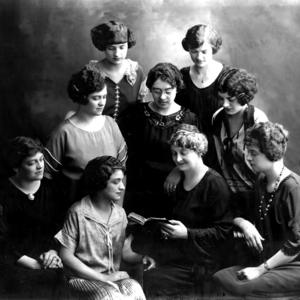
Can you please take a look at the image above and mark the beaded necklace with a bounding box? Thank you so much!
[258,165,285,221]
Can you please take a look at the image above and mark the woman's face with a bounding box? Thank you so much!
[219,92,246,115]
[171,145,200,171]
[246,144,272,173]
[15,152,44,181]
[151,78,177,111]
[189,41,213,68]
[83,87,107,116]
[99,169,125,203]
[104,43,128,65]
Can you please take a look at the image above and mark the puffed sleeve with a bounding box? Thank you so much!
[281,186,300,256]
[55,208,79,253]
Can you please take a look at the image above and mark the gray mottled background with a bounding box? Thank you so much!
[1,0,300,172]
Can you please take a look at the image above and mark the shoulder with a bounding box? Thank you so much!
[180,67,190,77]
[282,173,300,191]
[205,169,230,191]
[253,107,268,123]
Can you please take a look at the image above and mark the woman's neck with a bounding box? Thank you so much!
[263,160,290,192]
[71,110,104,131]
[101,58,127,72]
[10,176,41,194]
[183,160,208,191]
[149,101,181,116]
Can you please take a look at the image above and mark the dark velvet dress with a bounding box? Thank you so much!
[121,102,198,217]
[0,178,64,298]
[213,173,300,297]
[135,169,233,296]
[175,66,230,170]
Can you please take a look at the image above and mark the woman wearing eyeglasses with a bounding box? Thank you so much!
[120,62,198,217]
[212,68,268,242]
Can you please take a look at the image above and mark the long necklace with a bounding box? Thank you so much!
[258,166,285,221]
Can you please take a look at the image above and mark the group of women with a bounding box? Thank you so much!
[0,19,300,300]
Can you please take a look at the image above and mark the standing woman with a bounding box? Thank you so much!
[134,124,232,296]
[89,20,147,127]
[0,137,63,299]
[56,156,153,300]
[121,62,198,217]
[213,68,268,220]
[176,24,228,168]
[45,65,127,206]
[214,122,300,297]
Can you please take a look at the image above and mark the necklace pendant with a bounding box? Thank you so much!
[28,193,35,200]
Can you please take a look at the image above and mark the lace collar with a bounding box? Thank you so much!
[87,59,138,86]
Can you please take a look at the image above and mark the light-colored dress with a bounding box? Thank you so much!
[55,196,145,300]
[44,116,127,204]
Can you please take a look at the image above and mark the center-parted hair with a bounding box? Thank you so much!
[182,24,222,54]
[245,122,289,161]
[82,156,125,197]
[218,67,258,105]
[4,136,44,176]
[146,62,185,90]
[67,64,106,105]
[169,124,208,155]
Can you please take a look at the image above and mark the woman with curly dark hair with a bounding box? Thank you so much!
[45,65,127,206]
[212,67,268,221]
[88,20,147,128]
[56,156,154,300]
[120,62,198,217]
[213,122,300,297]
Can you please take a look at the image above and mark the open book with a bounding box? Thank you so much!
[128,212,170,226]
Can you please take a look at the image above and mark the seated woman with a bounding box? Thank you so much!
[45,65,127,206]
[213,122,300,297]
[55,156,154,300]
[132,124,232,296]
[120,62,198,217]
[213,68,268,223]
[0,137,63,298]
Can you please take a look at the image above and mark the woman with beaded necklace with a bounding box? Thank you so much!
[213,122,300,297]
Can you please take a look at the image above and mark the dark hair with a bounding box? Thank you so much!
[91,20,136,51]
[67,64,106,105]
[82,156,125,197]
[169,124,208,155]
[218,68,258,105]
[146,62,185,90]
[182,24,222,54]
[5,136,44,175]
[245,122,288,161]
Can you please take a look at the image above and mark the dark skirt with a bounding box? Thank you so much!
[213,262,300,297]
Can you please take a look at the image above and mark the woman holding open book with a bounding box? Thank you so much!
[133,124,232,296]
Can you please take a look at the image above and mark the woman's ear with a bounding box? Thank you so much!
[12,167,19,176]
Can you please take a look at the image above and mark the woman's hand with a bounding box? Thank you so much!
[142,255,156,271]
[234,218,264,252]
[161,220,188,239]
[39,249,63,269]
[107,271,129,282]
[164,167,181,194]
[237,265,265,281]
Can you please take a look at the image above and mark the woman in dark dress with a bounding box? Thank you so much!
[0,137,64,299]
[121,63,198,217]
[175,24,230,169]
[133,124,232,296]
[213,122,300,297]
